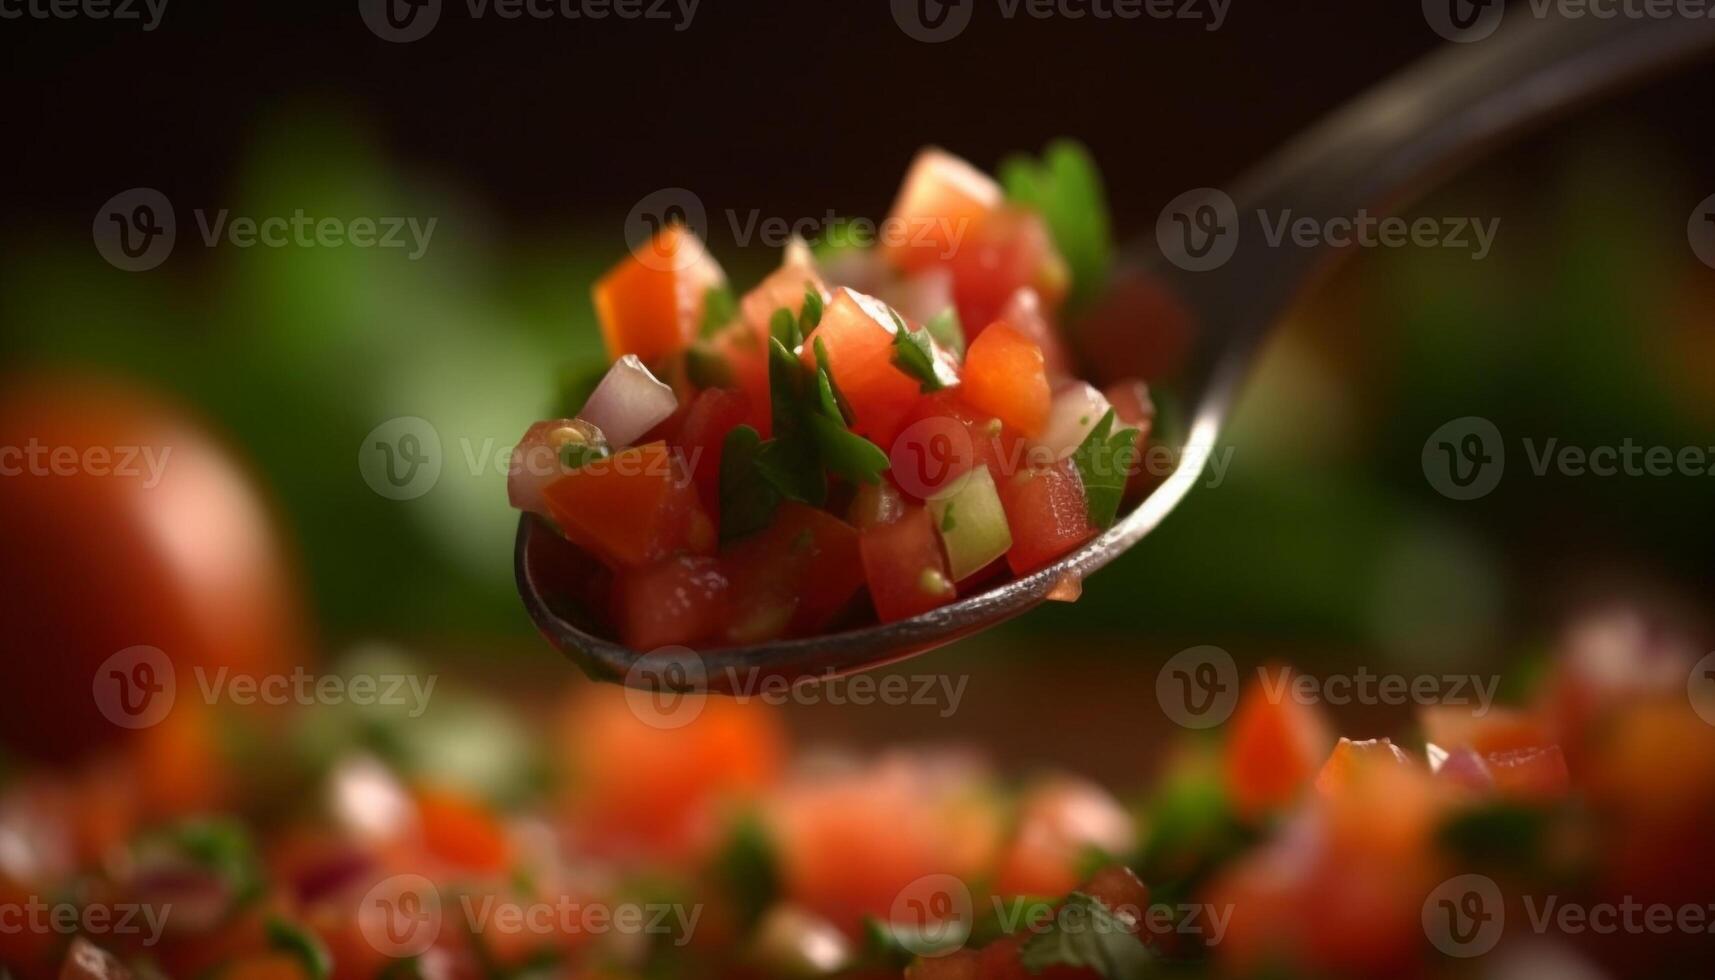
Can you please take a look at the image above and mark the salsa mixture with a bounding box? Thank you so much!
[508,145,1157,649]
[1,608,1710,979]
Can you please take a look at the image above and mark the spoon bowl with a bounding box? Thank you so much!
[519,11,1715,689]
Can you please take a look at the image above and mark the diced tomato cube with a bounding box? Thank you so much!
[848,478,906,529]
[1079,865,1152,930]
[1485,745,1570,800]
[960,320,1051,438]
[413,784,512,873]
[741,260,829,345]
[993,779,1136,900]
[946,207,1068,334]
[592,223,725,362]
[542,442,712,569]
[612,555,729,650]
[723,504,864,642]
[994,458,1092,575]
[883,148,1003,276]
[800,288,924,446]
[711,327,773,437]
[1420,705,1554,758]
[1314,738,1415,797]
[998,287,1071,379]
[860,505,955,623]
[672,388,751,519]
[892,391,1025,500]
[1224,670,1332,820]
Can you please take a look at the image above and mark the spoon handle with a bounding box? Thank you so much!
[1136,12,1715,424]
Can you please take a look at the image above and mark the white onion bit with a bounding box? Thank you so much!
[1033,382,1113,461]
[577,355,678,448]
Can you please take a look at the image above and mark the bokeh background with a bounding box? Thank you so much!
[3,0,1714,804]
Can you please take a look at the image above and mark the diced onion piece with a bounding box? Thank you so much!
[879,268,955,328]
[927,464,1012,581]
[750,906,854,976]
[577,355,678,447]
[1032,382,1113,462]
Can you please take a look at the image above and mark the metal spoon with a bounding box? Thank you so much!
[519,10,1715,690]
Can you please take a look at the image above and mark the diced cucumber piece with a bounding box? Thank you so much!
[927,465,1012,581]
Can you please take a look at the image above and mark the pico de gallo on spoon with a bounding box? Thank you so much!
[508,144,1158,650]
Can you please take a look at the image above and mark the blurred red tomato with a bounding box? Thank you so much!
[0,373,306,764]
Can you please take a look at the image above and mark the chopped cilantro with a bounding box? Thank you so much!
[999,139,1114,313]
[1017,892,1152,979]
[925,307,966,360]
[889,311,957,392]
[800,288,824,332]
[1070,409,1139,530]
[267,918,332,980]
[699,284,739,338]
[940,501,957,532]
[716,813,779,931]
[769,307,802,350]
[813,217,876,261]
[718,426,781,544]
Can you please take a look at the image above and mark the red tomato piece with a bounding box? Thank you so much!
[414,785,512,873]
[960,320,1051,438]
[672,388,751,518]
[592,223,725,362]
[1314,737,1415,796]
[946,207,1069,334]
[1223,669,1332,820]
[883,148,1003,276]
[740,260,829,345]
[994,458,1093,575]
[993,779,1136,900]
[711,327,773,437]
[860,505,955,623]
[723,504,864,642]
[542,442,713,569]
[998,287,1071,379]
[892,391,1025,500]
[1485,745,1570,800]
[800,288,925,446]
[612,555,729,650]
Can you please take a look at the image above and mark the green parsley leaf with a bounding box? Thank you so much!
[756,338,827,505]
[1070,409,1139,530]
[1017,892,1153,980]
[769,307,801,351]
[999,139,1114,313]
[813,217,876,261]
[718,426,781,544]
[716,812,780,931]
[699,284,739,338]
[800,288,824,332]
[808,339,889,486]
[940,501,957,532]
[889,311,957,393]
[267,918,332,980]
[925,307,966,360]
